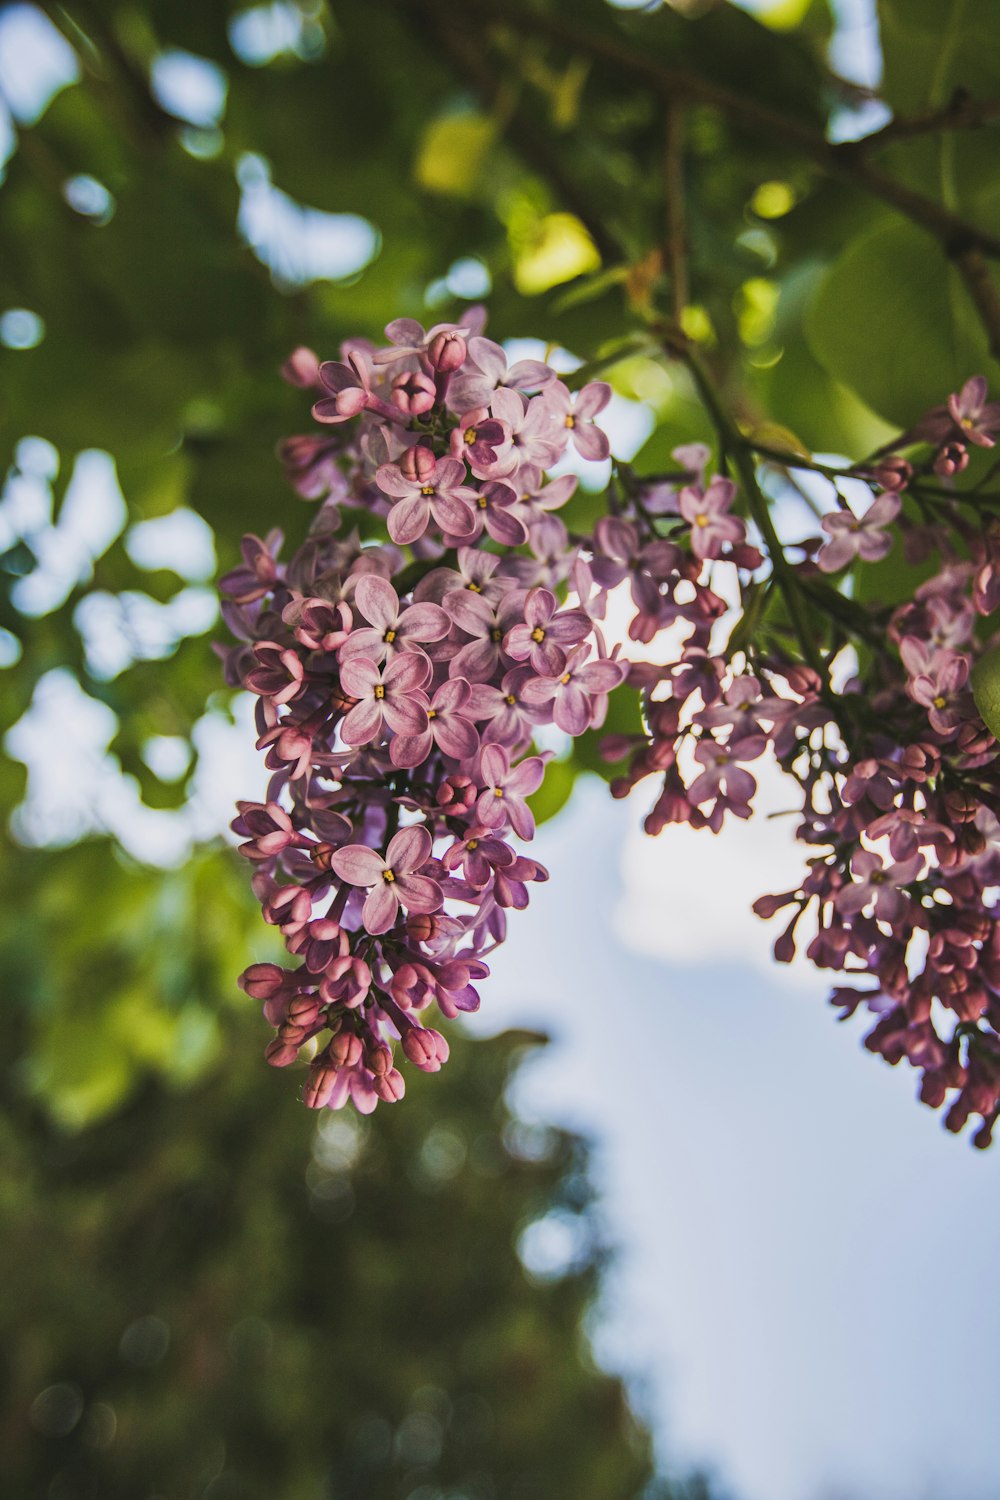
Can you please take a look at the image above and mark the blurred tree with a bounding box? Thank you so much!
[1,1020,699,1500]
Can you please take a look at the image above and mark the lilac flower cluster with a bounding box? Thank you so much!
[756,535,1000,1147]
[588,374,1000,1145]
[221,315,626,1113]
[224,318,1000,1146]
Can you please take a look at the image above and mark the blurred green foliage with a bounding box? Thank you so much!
[1,1022,702,1499]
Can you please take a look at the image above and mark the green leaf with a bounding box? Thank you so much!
[972,642,1000,739]
[806,222,999,427]
[529,756,577,827]
[415,113,498,197]
[879,0,1000,114]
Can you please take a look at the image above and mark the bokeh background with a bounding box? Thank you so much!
[2,1,999,1497]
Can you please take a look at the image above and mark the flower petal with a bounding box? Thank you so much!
[354,575,399,632]
[331,843,388,885]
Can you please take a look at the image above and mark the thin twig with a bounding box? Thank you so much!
[663,98,687,324]
[953,248,1000,363]
[853,91,1000,154]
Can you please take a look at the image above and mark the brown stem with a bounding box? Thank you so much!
[953,248,1000,363]
[663,98,687,324]
[854,91,1000,153]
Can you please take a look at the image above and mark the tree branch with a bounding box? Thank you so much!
[663,99,687,324]
[953,249,1000,363]
[853,91,1000,154]
[443,0,1000,262]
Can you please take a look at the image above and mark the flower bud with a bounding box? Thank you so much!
[933,440,969,477]
[312,841,336,872]
[287,994,322,1027]
[302,1064,337,1110]
[327,1030,362,1068]
[391,370,436,416]
[373,1067,406,1102]
[402,1025,449,1071]
[405,912,440,943]
[899,743,940,781]
[957,720,996,756]
[265,1038,300,1068]
[427,330,467,372]
[869,455,912,492]
[281,346,321,388]
[239,962,285,999]
[400,444,436,483]
[366,1041,393,1077]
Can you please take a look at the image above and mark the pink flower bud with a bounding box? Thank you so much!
[933,440,969,477]
[287,994,322,1027]
[265,1039,300,1068]
[374,1067,406,1102]
[399,444,436,483]
[302,1064,338,1110]
[366,1041,393,1077]
[391,371,436,416]
[402,1025,449,1071]
[328,1031,363,1068]
[869,455,912,492]
[281,346,321,388]
[239,963,285,999]
[428,331,467,372]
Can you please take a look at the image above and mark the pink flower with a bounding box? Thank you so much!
[678,477,746,561]
[475,744,546,840]
[447,335,555,410]
[906,647,970,735]
[547,380,613,461]
[490,387,565,473]
[339,651,431,745]
[443,587,527,682]
[835,849,923,924]
[947,375,1000,448]
[816,492,900,573]
[331,826,441,936]
[389,677,481,768]
[339,575,449,664]
[521,645,627,735]
[375,457,479,545]
[466,481,528,547]
[313,350,400,426]
[448,407,514,479]
[503,587,591,675]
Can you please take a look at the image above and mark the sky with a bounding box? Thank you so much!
[3,4,1000,1500]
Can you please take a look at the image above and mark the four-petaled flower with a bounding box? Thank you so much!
[331,826,442,935]
[678,477,746,561]
[376,456,479,545]
[339,575,449,664]
[547,381,613,461]
[476,744,546,840]
[816,493,900,574]
[947,375,1000,448]
[904,646,970,735]
[339,651,431,745]
[835,849,924,924]
[503,587,591,675]
[390,677,480,768]
[521,645,627,735]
